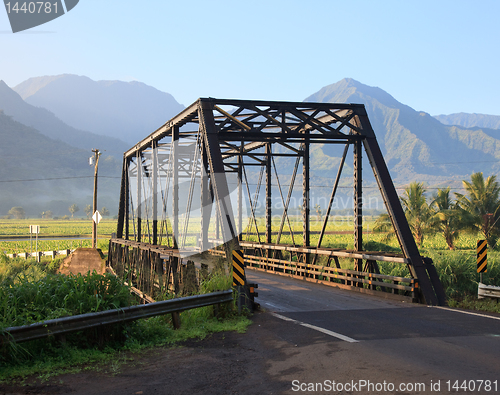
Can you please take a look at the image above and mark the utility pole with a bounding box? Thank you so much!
[90,149,101,249]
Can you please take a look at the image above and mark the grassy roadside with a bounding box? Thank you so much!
[0,313,252,383]
[0,255,252,383]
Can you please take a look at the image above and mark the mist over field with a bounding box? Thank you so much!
[1,75,499,218]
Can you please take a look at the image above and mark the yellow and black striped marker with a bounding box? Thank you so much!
[477,240,487,273]
[232,249,245,286]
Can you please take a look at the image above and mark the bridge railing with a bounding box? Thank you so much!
[107,238,209,300]
[230,241,421,303]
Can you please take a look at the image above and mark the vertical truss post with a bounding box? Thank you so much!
[354,138,363,272]
[266,143,272,245]
[238,142,243,241]
[303,138,310,248]
[136,152,142,243]
[200,139,211,251]
[152,140,158,245]
[117,156,128,239]
[125,158,130,240]
[215,203,220,241]
[172,126,179,248]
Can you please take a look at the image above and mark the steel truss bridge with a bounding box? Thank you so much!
[107,98,446,306]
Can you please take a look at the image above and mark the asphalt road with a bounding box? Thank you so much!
[246,269,500,394]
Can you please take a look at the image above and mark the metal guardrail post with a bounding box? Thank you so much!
[478,283,500,299]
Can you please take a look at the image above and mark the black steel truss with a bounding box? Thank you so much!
[115,98,446,305]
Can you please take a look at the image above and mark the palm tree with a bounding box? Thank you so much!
[373,213,394,243]
[373,182,433,247]
[430,187,461,250]
[455,172,500,246]
[400,182,433,247]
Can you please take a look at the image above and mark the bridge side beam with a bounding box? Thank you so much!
[198,102,239,255]
[172,126,179,248]
[152,140,158,245]
[354,138,363,272]
[354,108,445,305]
[136,152,142,243]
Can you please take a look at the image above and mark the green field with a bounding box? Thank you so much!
[239,215,481,251]
[0,215,487,255]
[0,218,116,237]
[0,219,117,254]
[1,216,498,303]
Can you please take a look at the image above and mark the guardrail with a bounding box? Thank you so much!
[478,283,500,299]
[6,249,73,261]
[1,290,233,345]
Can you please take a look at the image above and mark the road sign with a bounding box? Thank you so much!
[477,240,487,273]
[92,210,102,225]
[232,249,245,286]
[29,225,40,234]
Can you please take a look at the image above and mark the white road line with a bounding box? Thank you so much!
[262,302,284,311]
[431,306,500,321]
[270,312,359,343]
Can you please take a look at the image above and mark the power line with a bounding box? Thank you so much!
[0,176,120,183]
[0,175,468,191]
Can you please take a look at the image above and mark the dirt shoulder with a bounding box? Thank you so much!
[0,312,293,395]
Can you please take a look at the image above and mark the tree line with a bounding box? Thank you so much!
[374,172,500,249]
[5,205,110,220]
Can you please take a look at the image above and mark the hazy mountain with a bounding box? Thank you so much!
[434,112,500,130]
[14,74,185,145]
[4,73,500,216]
[304,79,500,183]
[0,110,121,217]
[0,80,129,158]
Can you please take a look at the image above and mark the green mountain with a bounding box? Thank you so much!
[434,113,500,130]
[0,110,121,217]
[3,74,499,217]
[14,74,185,145]
[305,79,500,184]
[0,80,129,158]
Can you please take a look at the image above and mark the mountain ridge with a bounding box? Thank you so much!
[434,112,500,130]
[0,110,120,216]
[0,80,129,157]
[3,74,500,216]
[14,74,185,145]
[305,78,500,182]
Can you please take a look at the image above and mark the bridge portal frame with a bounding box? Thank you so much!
[114,98,446,305]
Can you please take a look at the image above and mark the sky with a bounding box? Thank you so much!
[1,0,499,115]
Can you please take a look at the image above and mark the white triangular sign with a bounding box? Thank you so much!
[92,210,102,225]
